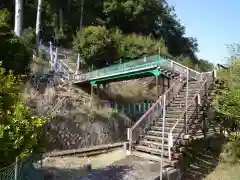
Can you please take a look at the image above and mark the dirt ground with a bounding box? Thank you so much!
[41,149,161,180]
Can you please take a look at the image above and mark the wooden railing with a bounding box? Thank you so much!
[167,70,215,160]
[128,75,185,152]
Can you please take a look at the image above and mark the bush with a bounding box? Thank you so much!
[0,9,32,74]
[0,62,47,168]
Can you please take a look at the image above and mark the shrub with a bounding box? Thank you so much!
[0,62,47,167]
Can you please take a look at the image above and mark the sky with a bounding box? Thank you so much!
[168,0,240,64]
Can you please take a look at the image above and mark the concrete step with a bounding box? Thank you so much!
[167,110,196,114]
[167,106,196,111]
[148,128,196,137]
[144,135,189,146]
[139,140,186,153]
[147,130,181,137]
[135,145,182,159]
[155,121,201,130]
[155,121,185,127]
[132,151,178,167]
[165,113,195,118]
[151,126,183,133]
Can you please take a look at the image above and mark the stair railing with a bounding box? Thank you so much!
[167,70,215,160]
[128,75,185,153]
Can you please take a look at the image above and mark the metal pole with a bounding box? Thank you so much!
[185,69,189,133]
[160,94,166,180]
[53,47,58,71]
[76,53,80,74]
[156,75,159,99]
[14,157,19,180]
[49,41,53,62]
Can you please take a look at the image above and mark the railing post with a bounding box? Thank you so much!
[185,68,189,133]
[127,128,132,155]
[184,112,187,133]
[213,68,217,80]
[75,53,80,74]
[196,94,201,122]
[204,82,208,102]
[160,94,166,180]
[49,41,52,62]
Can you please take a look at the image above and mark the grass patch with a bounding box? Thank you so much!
[203,163,240,180]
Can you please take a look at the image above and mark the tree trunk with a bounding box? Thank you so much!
[35,0,43,57]
[59,8,63,32]
[80,0,84,30]
[14,0,23,36]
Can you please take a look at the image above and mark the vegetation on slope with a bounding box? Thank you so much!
[1,0,213,71]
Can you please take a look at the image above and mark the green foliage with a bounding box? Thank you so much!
[212,59,240,123]
[2,0,205,67]
[0,9,32,74]
[118,34,158,60]
[212,56,240,164]
[20,27,35,51]
[73,26,172,68]
[73,26,117,68]
[198,59,214,72]
[0,62,47,167]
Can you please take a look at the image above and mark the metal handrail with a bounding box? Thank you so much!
[128,75,184,152]
[167,70,214,160]
[131,76,182,131]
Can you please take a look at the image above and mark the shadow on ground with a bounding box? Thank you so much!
[41,165,132,180]
[181,134,226,180]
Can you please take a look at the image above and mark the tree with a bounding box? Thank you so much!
[73,26,117,68]
[35,0,44,57]
[14,0,24,36]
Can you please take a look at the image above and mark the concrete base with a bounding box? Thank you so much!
[155,168,181,180]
